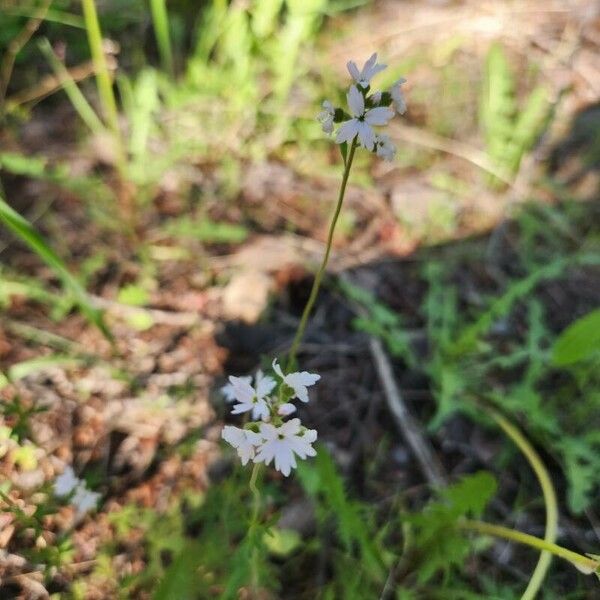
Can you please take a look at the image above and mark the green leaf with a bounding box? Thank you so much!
[552,308,600,366]
[409,472,497,583]
[263,527,301,557]
[12,445,38,470]
[441,471,498,517]
[117,284,150,306]
[0,194,112,341]
[165,217,248,244]
[8,356,82,382]
[0,152,49,177]
[125,311,155,331]
[153,541,203,600]
[298,446,385,579]
[557,434,600,513]
[339,141,348,166]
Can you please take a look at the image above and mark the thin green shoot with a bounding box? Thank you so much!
[80,0,125,168]
[460,520,599,576]
[38,38,107,136]
[150,0,175,76]
[488,409,558,599]
[0,192,112,341]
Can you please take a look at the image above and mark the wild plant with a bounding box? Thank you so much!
[219,54,599,597]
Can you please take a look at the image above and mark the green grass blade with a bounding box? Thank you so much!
[2,6,85,28]
[38,38,107,136]
[150,0,174,76]
[0,192,112,340]
[80,0,125,171]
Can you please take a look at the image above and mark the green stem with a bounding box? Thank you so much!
[249,461,261,526]
[286,139,358,370]
[80,0,124,167]
[39,38,107,136]
[150,0,174,76]
[248,462,262,591]
[489,409,558,599]
[459,519,599,575]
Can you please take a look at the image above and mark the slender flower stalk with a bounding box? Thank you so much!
[248,462,262,590]
[286,138,358,370]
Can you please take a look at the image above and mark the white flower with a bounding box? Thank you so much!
[371,90,382,104]
[54,466,80,497]
[317,100,335,134]
[228,370,276,421]
[347,53,387,88]
[390,78,407,114]
[221,425,263,465]
[254,419,317,476]
[72,484,100,515]
[272,359,320,403]
[54,466,100,515]
[336,85,394,151]
[221,376,251,402]
[375,134,396,161]
[277,403,297,416]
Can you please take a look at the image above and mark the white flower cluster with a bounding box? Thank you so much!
[221,359,320,476]
[317,53,407,161]
[53,466,101,515]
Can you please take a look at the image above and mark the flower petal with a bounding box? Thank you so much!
[347,85,364,117]
[273,443,296,476]
[335,120,359,144]
[303,429,318,444]
[259,422,278,441]
[255,370,276,398]
[221,425,245,446]
[54,466,80,497]
[272,358,284,379]
[228,375,254,404]
[231,402,253,414]
[358,53,387,84]
[251,399,270,421]
[365,107,394,126]
[363,53,377,72]
[278,403,296,416]
[285,372,320,402]
[356,121,376,150]
[280,418,302,436]
[347,60,360,81]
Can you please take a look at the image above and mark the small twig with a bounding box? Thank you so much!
[368,335,447,487]
[389,122,516,189]
[90,295,208,327]
[5,60,97,110]
[340,272,447,488]
[0,0,52,114]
